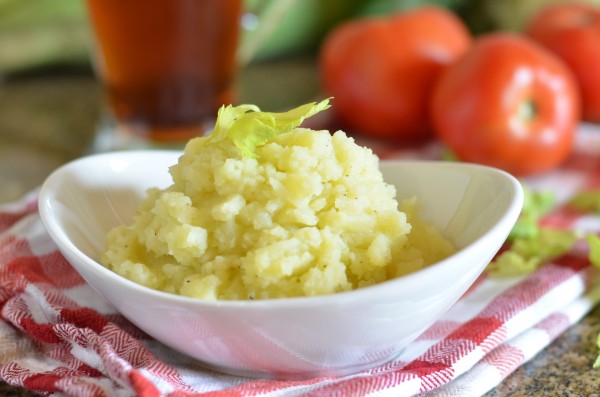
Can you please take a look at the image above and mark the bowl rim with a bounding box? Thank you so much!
[38,150,524,309]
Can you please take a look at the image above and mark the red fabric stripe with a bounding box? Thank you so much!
[38,251,85,289]
[19,318,61,344]
[401,360,454,392]
[2,251,84,292]
[76,363,104,378]
[564,150,600,177]
[401,359,451,377]
[3,255,51,291]
[552,254,590,272]
[420,339,476,366]
[22,373,62,394]
[60,307,109,334]
[540,206,584,230]
[128,370,162,397]
[445,317,504,344]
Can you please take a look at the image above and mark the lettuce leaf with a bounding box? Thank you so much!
[487,228,577,277]
[569,189,600,213]
[508,185,555,241]
[487,186,568,277]
[586,234,600,269]
[206,98,331,158]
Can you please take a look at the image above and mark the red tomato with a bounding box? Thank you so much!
[319,6,471,140]
[430,33,580,176]
[526,2,600,123]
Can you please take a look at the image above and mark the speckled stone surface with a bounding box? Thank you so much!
[0,58,599,396]
[0,72,100,202]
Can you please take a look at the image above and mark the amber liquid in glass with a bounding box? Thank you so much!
[86,0,242,141]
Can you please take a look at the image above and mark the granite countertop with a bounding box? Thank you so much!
[0,58,599,396]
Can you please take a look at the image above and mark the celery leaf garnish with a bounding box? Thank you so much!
[207,99,331,158]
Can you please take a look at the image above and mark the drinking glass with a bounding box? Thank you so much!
[86,0,243,150]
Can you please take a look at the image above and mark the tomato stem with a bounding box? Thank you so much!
[519,100,537,121]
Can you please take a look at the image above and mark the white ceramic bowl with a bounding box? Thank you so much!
[39,151,523,379]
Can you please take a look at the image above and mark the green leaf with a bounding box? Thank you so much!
[595,334,600,369]
[507,186,555,241]
[207,98,331,158]
[487,250,539,277]
[488,228,577,277]
[586,234,600,270]
[569,189,600,213]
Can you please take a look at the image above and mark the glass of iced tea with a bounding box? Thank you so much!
[86,0,243,150]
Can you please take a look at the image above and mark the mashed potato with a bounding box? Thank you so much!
[101,101,455,300]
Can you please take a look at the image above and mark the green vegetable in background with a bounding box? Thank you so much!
[232,0,469,64]
[569,189,600,213]
[508,185,555,240]
[355,0,467,15]
[456,0,600,34]
[0,0,470,74]
[488,228,577,276]
[487,186,574,277]
[0,0,90,74]
[585,234,600,269]
[240,0,363,64]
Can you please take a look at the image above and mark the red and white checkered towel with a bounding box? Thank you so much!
[1,125,600,397]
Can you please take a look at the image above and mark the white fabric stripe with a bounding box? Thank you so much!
[68,338,104,373]
[571,215,600,234]
[1,214,55,256]
[423,361,503,397]
[23,284,60,324]
[61,285,117,316]
[502,267,587,340]
[10,356,63,374]
[451,345,486,379]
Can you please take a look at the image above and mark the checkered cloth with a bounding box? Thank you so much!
[1,125,600,397]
